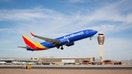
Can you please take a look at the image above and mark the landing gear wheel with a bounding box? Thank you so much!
[61,46,64,50]
[56,46,60,49]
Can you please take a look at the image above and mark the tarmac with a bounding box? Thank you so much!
[0,65,132,74]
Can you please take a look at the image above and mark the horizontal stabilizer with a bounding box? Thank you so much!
[17,46,26,49]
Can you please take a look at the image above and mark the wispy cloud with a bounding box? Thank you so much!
[0,28,13,32]
[83,0,132,33]
[0,2,131,35]
[0,8,57,21]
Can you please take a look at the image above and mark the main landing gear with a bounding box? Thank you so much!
[60,46,64,50]
[56,45,64,50]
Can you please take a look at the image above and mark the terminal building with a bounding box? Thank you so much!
[30,57,97,65]
[31,57,92,65]
[0,57,123,65]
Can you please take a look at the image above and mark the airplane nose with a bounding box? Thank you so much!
[92,30,98,35]
[94,30,98,33]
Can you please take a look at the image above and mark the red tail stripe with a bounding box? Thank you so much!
[22,35,36,49]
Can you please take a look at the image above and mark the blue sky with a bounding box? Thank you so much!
[0,0,132,60]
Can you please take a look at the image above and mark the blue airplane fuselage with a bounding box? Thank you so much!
[40,29,97,48]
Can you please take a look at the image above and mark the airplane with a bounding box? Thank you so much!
[19,29,97,51]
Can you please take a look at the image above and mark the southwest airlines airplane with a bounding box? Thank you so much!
[20,29,97,51]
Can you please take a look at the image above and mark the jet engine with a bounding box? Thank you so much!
[65,42,74,46]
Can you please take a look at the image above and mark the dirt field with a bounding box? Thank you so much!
[0,68,131,74]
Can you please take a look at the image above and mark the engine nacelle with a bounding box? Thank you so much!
[66,42,74,46]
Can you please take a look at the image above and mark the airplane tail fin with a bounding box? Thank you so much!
[22,35,46,50]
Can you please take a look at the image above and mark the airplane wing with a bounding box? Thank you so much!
[30,32,61,46]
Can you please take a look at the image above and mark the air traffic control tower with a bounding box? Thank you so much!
[97,33,105,62]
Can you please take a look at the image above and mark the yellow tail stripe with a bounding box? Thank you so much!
[23,35,45,49]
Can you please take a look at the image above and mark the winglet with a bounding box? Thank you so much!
[30,32,35,36]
